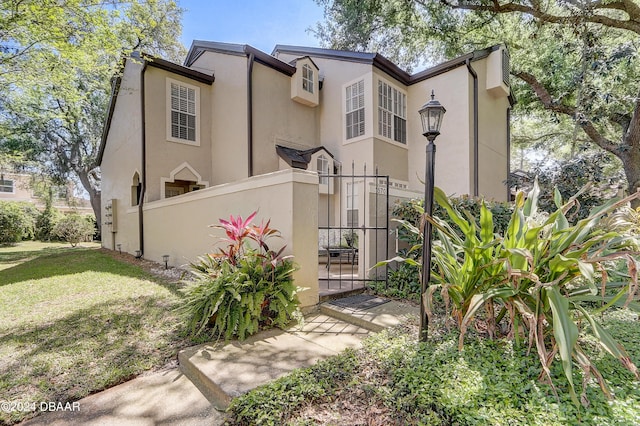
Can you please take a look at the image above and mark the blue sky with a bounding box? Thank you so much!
[179,1,325,54]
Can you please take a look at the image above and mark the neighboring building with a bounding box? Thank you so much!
[0,172,92,214]
[98,42,512,308]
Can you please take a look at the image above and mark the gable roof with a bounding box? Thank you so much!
[276,145,335,170]
[287,55,320,70]
[185,40,296,76]
[97,54,215,166]
[272,44,502,86]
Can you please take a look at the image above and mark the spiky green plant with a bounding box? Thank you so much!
[381,183,640,405]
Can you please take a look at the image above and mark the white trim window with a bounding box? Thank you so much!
[302,64,314,94]
[317,154,329,185]
[345,80,365,140]
[346,182,359,227]
[0,179,14,193]
[167,79,199,144]
[378,80,406,144]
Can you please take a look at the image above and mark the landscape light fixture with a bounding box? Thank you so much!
[417,90,446,342]
[162,254,170,269]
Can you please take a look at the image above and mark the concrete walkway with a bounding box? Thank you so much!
[20,296,418,425]
[21,368,224,426]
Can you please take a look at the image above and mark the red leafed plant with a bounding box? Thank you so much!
[180,211,302,340]
[212,211,288,267]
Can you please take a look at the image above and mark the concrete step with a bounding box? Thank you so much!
[177,314,370,410]
[320,298,420,332]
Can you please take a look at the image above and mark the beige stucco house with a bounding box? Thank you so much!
[0,172,92,214]
[98,41,512,308]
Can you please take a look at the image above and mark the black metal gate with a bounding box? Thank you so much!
[318,165,389,296]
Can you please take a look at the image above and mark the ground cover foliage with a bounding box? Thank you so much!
[226,313,640,425]
[381,183,640,405]
[0,243,190,425]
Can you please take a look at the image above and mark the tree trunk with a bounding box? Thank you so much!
[77,168,102,235]
[622,151,640,209]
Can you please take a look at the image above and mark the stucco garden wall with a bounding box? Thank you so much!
[142,169,319,308]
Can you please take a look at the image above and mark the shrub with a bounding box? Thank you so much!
[371,260,420,301]
[393,195,513,244]
[52,213,95,247]
[383,196,513,301]
[35,201,62,241]
[0,201,37,244]
[382,182,640,405]
[509,152,625,221]
[18,202,39,240]
[179,212,302,340]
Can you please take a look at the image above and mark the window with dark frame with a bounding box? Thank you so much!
[0,179,14,193]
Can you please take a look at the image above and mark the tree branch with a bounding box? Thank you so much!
[436,0,640,34]
[515,71,621,155]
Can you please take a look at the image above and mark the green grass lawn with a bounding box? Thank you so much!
[0,242,189,425]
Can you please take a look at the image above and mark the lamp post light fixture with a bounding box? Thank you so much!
[162,255,170,270]
[418,90,446,342]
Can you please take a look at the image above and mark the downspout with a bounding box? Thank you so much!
[466,59,479,197]
[247,52,255,177]
[139,60,148,256]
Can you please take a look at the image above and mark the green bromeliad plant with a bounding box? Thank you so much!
[179,212,302,340]
[383,182,640,405]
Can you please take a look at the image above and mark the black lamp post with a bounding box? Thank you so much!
[418,90,446,342]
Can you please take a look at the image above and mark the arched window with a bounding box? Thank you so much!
[131,172,141,206]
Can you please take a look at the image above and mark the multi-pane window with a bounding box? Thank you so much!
[378,80,406,144]
[346,182,359,227]
[302,64,314,94]
[317,155,329,185]
[0,179,13,193]
[345,80,365,140]
[170,82,197,142]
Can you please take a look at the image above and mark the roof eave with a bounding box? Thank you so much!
[186,41,295,76]
[146,55,215,85]
[97,73,123,166]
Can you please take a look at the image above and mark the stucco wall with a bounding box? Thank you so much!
[252,62,320,175]
[190,51,250,184]
[0,174,33,201]
[143,66,213,202]
[276,53,372,161]
[100,59,144,252]
[474,51,510,201]
[408,67,473,197]
[143,169,319,308]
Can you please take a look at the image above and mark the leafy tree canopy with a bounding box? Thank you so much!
[0,0,186,230]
